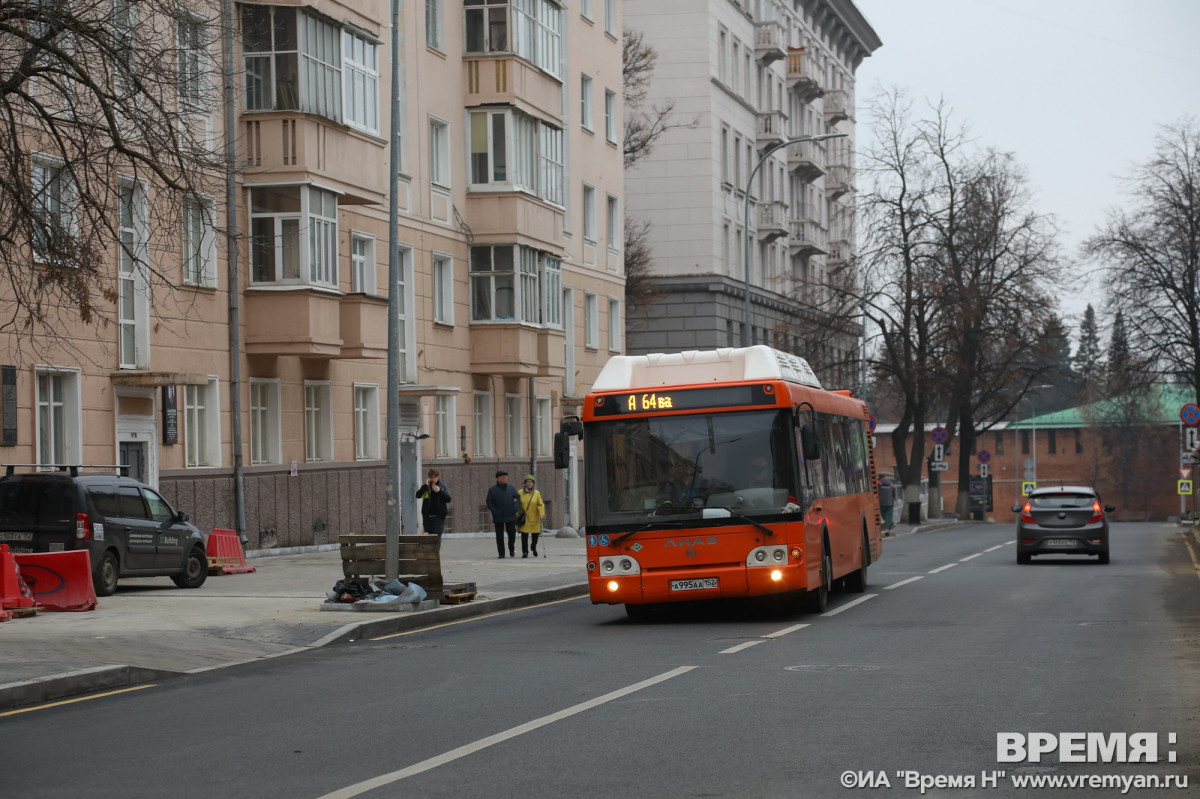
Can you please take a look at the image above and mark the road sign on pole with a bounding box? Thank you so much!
[1022,481,1036,496]
[1182,404,1200,426]
[931,426,948,444]
[980,463,989,477]
[930,461,949,472]
[978,449,991,464]
[1179,480,1194,496]
[933,443,944,462]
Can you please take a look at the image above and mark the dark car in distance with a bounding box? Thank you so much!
[0,465,208,595]
[1013,486,1114,565]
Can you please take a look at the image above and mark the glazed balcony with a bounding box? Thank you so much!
[757,200,789,243]
[244,287,344,358]
[786,49,824,100]
[471,324,565,378]
[826,239,852,270]
[464,55,564,124]
[242,114,387,206]
[825,164,852,199]
[754,21,786,64]
[789,217,828,256]
[756,110,788,150]
[824,89,850,125]
[787,139,826,180]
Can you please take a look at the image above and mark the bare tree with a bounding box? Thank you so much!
[0,0,226,349]
[1086,118,1200,399]
[622,27,677,170]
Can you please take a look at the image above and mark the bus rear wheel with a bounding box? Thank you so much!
[844,532,870,593]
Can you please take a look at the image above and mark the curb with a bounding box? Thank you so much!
[0,583,590,713]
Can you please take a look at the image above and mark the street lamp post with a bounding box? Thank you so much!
[742,132,848,347]
[1015,385,1053,504]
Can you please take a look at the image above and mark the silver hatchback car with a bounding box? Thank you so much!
[1013,486,1114,564]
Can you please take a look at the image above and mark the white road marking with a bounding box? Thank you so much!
[821,593,878,617]
[883,576,924,590]
[928,563,957,574]
[764,623,810,638]
[316,665,697,799]
[959,553,982,562]
[720,640,765,654]
[984,544,1006,553]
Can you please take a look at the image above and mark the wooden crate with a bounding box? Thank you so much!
[340,534,444,600]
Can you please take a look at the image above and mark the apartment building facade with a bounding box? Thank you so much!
[623,0,878,389]
[3,0,625,548]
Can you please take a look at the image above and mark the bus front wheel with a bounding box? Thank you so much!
[806,547,831,613]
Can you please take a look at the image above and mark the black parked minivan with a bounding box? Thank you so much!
[0,466,208,596]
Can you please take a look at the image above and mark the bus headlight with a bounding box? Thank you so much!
[607,580,620,592]
[599,556,641,575]
[770,569,783,582]
[747,546,788,567]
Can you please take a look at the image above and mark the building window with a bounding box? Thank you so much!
[541,255,562,327]
[608,297,620,351]
[582,184,596,242]
[506,394,523,457]
[354,384,380,460]
[342,29,378,133]
[994,431,1005,457]
[396,245,416,382]
[585,292,598,348]
[464,0,508,53]
[351,233,376,294]
[118,180,149,369]
[435,395,455,458]
[1020,430,1029,456]
[1075,429,1083,454]
[425,0,444,50]
[604,88,616,142]
[177,15,209,110]
[469,108,563,204]
[241,5,342,121]
[36,369,80,467]
[31,157,76,262]
[606,194,619,252]
[184,378,220,468]
[249,379,281,465]
[249,185,338,287]
[536,396,552,457]
[603,0,614,35]
[580,74,593,131]
[471,244,561,325]
[474,391,494,456]
[513,0,562,77]
[430,116,450,188]
[470,245,515,322]
[183,195,216,288]
[304,381,333,462]
[433,253,454,324]
[581,0,592,20]
[1048,429,1057,456]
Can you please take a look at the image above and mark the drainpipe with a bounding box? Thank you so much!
[223,0,247,544]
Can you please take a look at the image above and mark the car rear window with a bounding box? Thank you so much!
[1030,493,1096,509]
[0,479,76,527]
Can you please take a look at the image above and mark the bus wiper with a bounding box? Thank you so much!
[612,520,684,546]
[712,507,775,536]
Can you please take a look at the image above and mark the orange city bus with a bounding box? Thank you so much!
[555,346,883,618]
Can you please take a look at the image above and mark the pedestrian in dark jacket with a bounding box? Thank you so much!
[486,470,520,558]
[415,468,451,540]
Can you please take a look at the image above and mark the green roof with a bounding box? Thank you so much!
[1008,385,1197,429]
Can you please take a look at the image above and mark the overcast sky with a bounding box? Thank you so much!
[852,0,1200,331]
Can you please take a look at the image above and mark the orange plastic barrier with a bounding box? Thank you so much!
[206,528,257,575]
[13,550,98,612]
[0,544,36,611]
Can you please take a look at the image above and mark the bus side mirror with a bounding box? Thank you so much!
[554,432,571,469]
[801,424,821,461]
[561,418,583,438]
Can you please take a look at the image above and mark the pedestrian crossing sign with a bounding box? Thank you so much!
[1179,480,1193,496]
[1021,481,1036,496]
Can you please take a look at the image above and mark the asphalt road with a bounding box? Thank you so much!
[5,522,1198,799]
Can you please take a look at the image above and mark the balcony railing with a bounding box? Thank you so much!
[756,110,788,149]
[826,239,852,269]
[757,200,789,243]
[825,164,852,198]
[786,49,824,99]
[824,89,850,125]
[787,139,826,179]
[754,21,786,64]
[789,217,828,255]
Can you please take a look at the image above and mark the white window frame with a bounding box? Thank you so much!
[35,368,81,467]
[536,396,551,457]
[342,28,379,134]
[582,184,596,243]
[430,116,450,188]
[183,194,217,288]
[606,194,619,253]
[184,377,221,468]
[354,383,380,460]
[581,0,592,20]
[435,395,455,458]
[604,88,616,143]
[304,380,333,462]
[426,0,444,50]
[31,156,76,262]
[470,244,516,322]
[433,252,454,324]
[397,244,416,382]
[473,391,494,457]
[505,394,523,457]
[178,14,210,111]
[580,74,593,131]
[351,232,376,294]
[249,185,338,288]
[608,297,621,352]
[468,108,563,205]
[464,0,509,54]
[118,178,150,370]
[249,378,281,465]
[603,0,615,35]
[585,292,599,349]
[241,5,342,120]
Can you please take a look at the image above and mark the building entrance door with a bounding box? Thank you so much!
[119,441,146,482]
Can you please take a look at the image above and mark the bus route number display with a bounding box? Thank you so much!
[593,384,777,416]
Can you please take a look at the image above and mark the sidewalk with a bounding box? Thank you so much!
[0,533,588,711]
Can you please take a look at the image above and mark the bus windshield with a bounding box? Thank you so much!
[584,408,802,528]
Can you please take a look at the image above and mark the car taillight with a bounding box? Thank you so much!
[1089,500,1104,523]
[75,512,93,540]
[1020,502,1036,524]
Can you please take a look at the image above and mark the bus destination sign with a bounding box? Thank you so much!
[592,384,778,417]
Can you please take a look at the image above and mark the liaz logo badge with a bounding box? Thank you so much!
[664,537,717,548]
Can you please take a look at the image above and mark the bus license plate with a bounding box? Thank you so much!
[1045,538,1075,547]
[671,577,718,592]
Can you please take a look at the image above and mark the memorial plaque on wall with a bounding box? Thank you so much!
[162,385,178,444]
[1,365,16,446]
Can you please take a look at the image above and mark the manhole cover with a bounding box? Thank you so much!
[785,664,879,673]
